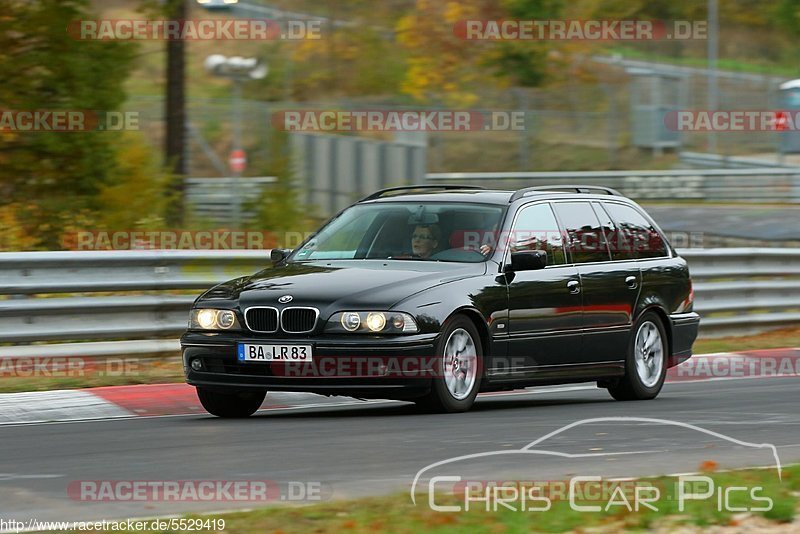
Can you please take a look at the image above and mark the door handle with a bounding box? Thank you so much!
[625,275,638,289]
[567,280,581,294]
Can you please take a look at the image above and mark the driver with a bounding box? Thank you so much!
[411,224,441,258]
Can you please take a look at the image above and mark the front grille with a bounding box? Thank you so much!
[245,307,279,333]
[281,307,318,334]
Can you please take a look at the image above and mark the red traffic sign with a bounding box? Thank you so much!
[229,149,247,173]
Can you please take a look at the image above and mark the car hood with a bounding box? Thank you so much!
[199,260,486,312]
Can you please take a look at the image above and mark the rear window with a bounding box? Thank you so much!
[602,202,669,259]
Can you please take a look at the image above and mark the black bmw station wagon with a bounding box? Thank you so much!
[182,185,699,416]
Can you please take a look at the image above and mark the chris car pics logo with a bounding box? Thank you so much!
[411,417,781,514]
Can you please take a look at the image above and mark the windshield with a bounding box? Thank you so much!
[289,202,505,263]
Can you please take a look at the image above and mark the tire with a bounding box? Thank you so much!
[607,311,668,401]
[197,387,267,418]
[415,315,483,413]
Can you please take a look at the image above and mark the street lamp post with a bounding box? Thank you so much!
[204,55,268,228]
[707,0,719,155]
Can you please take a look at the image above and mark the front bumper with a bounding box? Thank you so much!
[668,311,701,367]
[181,331,439,399]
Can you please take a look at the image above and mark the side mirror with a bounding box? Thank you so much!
[270,249,291,263]
[504,250,547,273]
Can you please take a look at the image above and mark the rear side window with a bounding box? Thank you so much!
[592,202,634,261]
[553,202,611,264]
[509,203,566,266]
[603,202,669,259]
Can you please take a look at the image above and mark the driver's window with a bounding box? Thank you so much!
[510,203,566,266]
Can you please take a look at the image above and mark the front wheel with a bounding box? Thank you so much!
[607,312,667,401]
[197,387,266,418]
[415,316,483,413]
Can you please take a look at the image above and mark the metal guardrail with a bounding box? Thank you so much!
[679,152,798,170]
[590,55,786,85]
[0,251,267,354]
[680,248,800,336]
[0,248,797,358]
[425,169,800,203]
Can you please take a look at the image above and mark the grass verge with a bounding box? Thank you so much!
[0,355,184,394]
[693,326,800,355]
[110,465,799,533]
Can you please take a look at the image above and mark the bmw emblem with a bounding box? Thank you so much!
[278,295,293,304]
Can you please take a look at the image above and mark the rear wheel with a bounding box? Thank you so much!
[607,312,667,401]
[197,387,266,418]
[415,316,483,413]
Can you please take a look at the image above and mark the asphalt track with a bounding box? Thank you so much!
[1,376,798,524]
[647,204,800,242]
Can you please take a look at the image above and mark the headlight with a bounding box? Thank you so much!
[190,309,241,330]
[341,312,361,331]
[327,311,418,334]
[365,312,386,332]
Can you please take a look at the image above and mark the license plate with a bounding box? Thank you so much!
[238,344,313,362]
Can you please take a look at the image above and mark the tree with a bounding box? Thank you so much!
[488,0,565,87]
[396,0,487,106]
[775,0,800,37]
[0,0,136,247]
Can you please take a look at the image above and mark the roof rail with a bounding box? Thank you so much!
[359,184,486,202]
[509,184,622,203]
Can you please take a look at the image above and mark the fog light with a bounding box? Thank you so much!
[366,312,386,332]
[190,359,203,371]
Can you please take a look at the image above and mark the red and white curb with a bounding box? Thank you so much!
[0,384,346,425]
[1,348,797,425]
[666,347,800,382]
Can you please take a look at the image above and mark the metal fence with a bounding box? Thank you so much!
[127,54,793,183]
[291,132,427,216]
[185,176,277,224]
[0,248,797,358]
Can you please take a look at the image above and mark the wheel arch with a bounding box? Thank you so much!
[448,306,491,358]
[636,305,672,357]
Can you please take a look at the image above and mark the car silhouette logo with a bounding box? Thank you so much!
[278,295,293,304]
